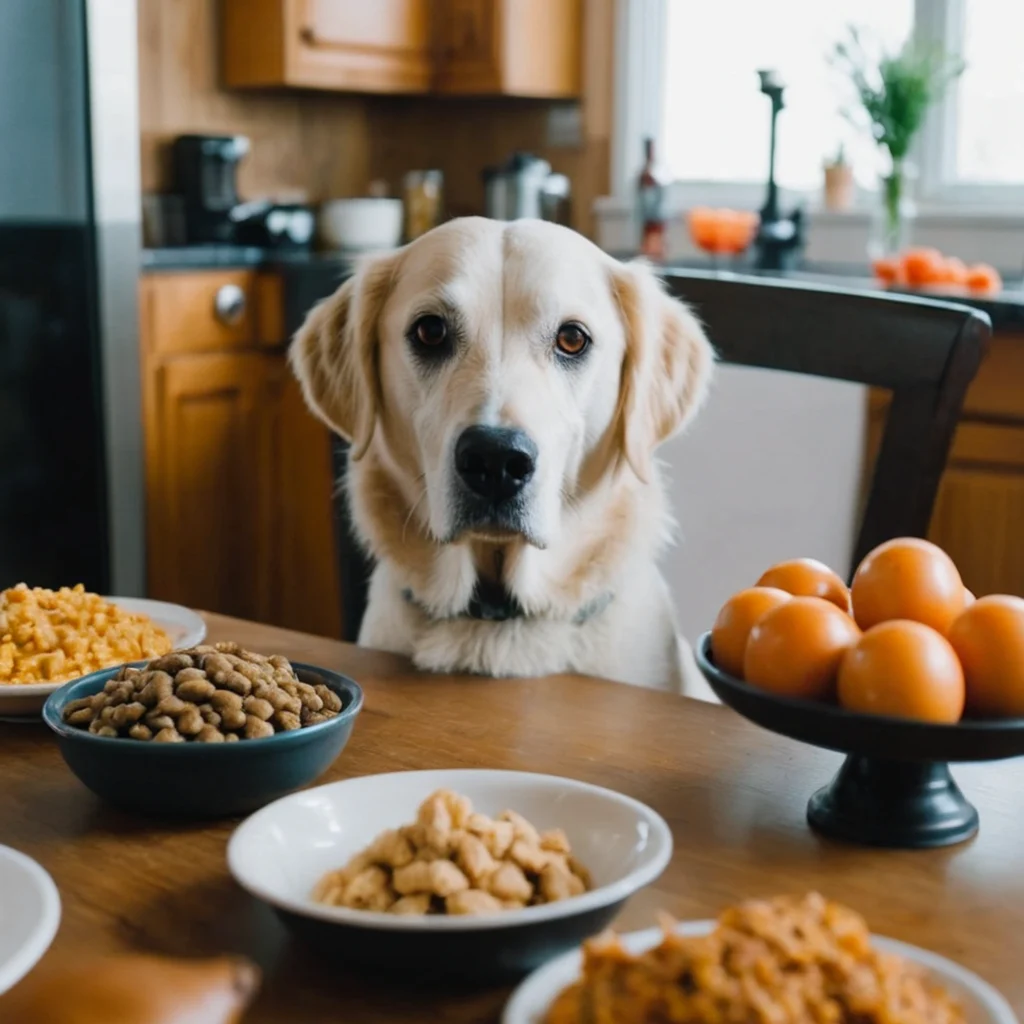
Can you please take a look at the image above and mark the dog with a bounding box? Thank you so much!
[291,217,713,695]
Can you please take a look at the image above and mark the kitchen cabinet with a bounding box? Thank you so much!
[864,332,1024,596]
[434,0,581,97]
[222,0,432,93]
[221,0,581,98]
[139,271,342,637]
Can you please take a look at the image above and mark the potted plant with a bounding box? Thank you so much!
[823,143,854,212]
[831,26,963,254]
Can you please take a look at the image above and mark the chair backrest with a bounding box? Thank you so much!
[332,270,990,641]
[661,270,989,571]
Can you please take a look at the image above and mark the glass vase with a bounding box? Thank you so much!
[869,158,916,258]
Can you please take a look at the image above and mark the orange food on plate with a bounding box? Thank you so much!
[850,537,966,634]
[756,558,850,612]
[871,256,903,285]
[838,620,965,723]
[744,597,861,702]
[938,256,969,287]
[901,247,944,287]
[711,586,791,678]
[948,594,1024,717]
[966,262,1002,294]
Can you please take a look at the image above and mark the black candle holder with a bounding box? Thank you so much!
[695,633,1024,849]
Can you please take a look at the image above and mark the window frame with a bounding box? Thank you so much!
[612,0,1024,210]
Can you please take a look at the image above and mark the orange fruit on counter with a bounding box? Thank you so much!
[948,595,1024,717]
[756,558,850,612]
[901,248,944,286]
[939,256,969,287]
[872,256,903,286]
[850,537,966,634]
[837,620,965,723]
[711,586,792,678]
[966,263,1002,295]
[744,597,861,702]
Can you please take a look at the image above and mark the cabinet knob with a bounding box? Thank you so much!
[214,284,246,326]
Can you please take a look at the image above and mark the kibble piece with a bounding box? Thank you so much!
[428,860,470,898]
[224,732,239,743]
[242,696,274,721]
[153,727,183,743]
[176,707,204,737]
[64,697,94,716]
[301,710,330,726]
[568,856,592,889]
[486,862,533,903]
[209,689,243,714]
[176,677,216,703]
[446,889,503,916]
[313,684,343,713]
[417,792,454,852]
[128,723,152,741]
[272,710,301,731]
[467,815,515,860]
[538,860,585,903]
[220,707,247,732]
[110,702,146,729]
[144,712,175,731]
[392,860,433,896]
[342,866,392,911]
[195,724,225,743]
[509,838,549,875]
[540,828,571,854]
[66,707,95,726]
[243,714,274,739]
[198,704,221,727]
[390,894,432,916]
[155,694,188,717]
[222,671,253,696]
[88,720,118,737]
[500,810,540,845]
[149,653,193,674]
[367,829,415,869]
[453,831,496,885]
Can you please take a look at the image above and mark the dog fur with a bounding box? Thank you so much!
[291,218,713,694]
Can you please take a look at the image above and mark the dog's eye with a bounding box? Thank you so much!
[555,322,591,358]
[411,314,448,348]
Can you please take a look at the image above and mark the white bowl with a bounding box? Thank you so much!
[227,769,672,978]
[318,198,403,252]
[504,920,1017,1024]
[0,598,206,719]
[0,846,61,995]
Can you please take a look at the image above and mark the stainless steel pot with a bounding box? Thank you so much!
[483,152,571,224]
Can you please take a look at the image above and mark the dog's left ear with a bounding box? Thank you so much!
[610,261,714,483]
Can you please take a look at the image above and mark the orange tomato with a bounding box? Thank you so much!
[871,257,904,286]
[837,620,965,723]
[901,248,944,287]
[744,597,861,702]
[948,595,1024,717]
[711,587,792,678]
[966,263,1002,295]
[940,257,969,287]
[850,537,966,634]
[756,558,850,612]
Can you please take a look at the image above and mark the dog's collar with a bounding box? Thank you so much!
[401,579,613,626]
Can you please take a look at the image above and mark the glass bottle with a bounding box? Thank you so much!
[636,137,666,260]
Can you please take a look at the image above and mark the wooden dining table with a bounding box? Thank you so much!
[2,612,1022,1021]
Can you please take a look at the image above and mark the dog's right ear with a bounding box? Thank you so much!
[289,251,398,461]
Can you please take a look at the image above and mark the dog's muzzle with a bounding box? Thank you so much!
[450,425,537,537]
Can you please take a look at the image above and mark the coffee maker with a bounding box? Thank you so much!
[172,134,249,244]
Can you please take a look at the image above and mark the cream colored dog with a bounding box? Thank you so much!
[291,218,713,693]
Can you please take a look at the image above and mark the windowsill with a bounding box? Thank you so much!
[593,196,1024,273]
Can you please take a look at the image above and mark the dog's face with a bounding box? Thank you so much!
[292,217,712,553]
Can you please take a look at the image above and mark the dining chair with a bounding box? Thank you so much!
[331,270,990,642]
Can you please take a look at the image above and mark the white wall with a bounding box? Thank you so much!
[660,363,866,651]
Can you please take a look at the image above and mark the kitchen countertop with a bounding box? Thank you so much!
[142,246,1024,332]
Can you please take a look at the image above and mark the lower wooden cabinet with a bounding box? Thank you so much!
[864,332,1024,596]
[141,273,342,637]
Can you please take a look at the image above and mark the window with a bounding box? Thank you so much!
[618,0,1024,202]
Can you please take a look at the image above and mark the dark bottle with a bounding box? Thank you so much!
[636,137,666,260]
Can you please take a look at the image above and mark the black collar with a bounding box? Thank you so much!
[402,578,613,625]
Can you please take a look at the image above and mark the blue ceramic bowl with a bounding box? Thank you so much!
[42,662,363,819]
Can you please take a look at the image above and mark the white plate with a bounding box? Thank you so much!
[228,768,673,933]
[0,846,61,995]
[503,920,1018,1024]
[0,597,206,718]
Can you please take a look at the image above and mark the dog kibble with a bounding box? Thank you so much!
[62,643,342,742]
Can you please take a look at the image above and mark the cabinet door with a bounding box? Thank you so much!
[289,0,432,92]
[146,352,280,621]
[433,0,501,94]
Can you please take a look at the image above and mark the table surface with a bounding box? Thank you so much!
[3,613,1022,1021]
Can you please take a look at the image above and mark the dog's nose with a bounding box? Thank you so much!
[455,426,537,502]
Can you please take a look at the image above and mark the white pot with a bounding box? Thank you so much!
[319,198,403,252]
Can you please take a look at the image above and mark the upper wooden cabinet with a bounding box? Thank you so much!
[223,0,433,93]
[222,0,581,98]
[434,0,581,98]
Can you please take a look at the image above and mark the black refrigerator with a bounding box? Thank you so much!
[0,0,144,595]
